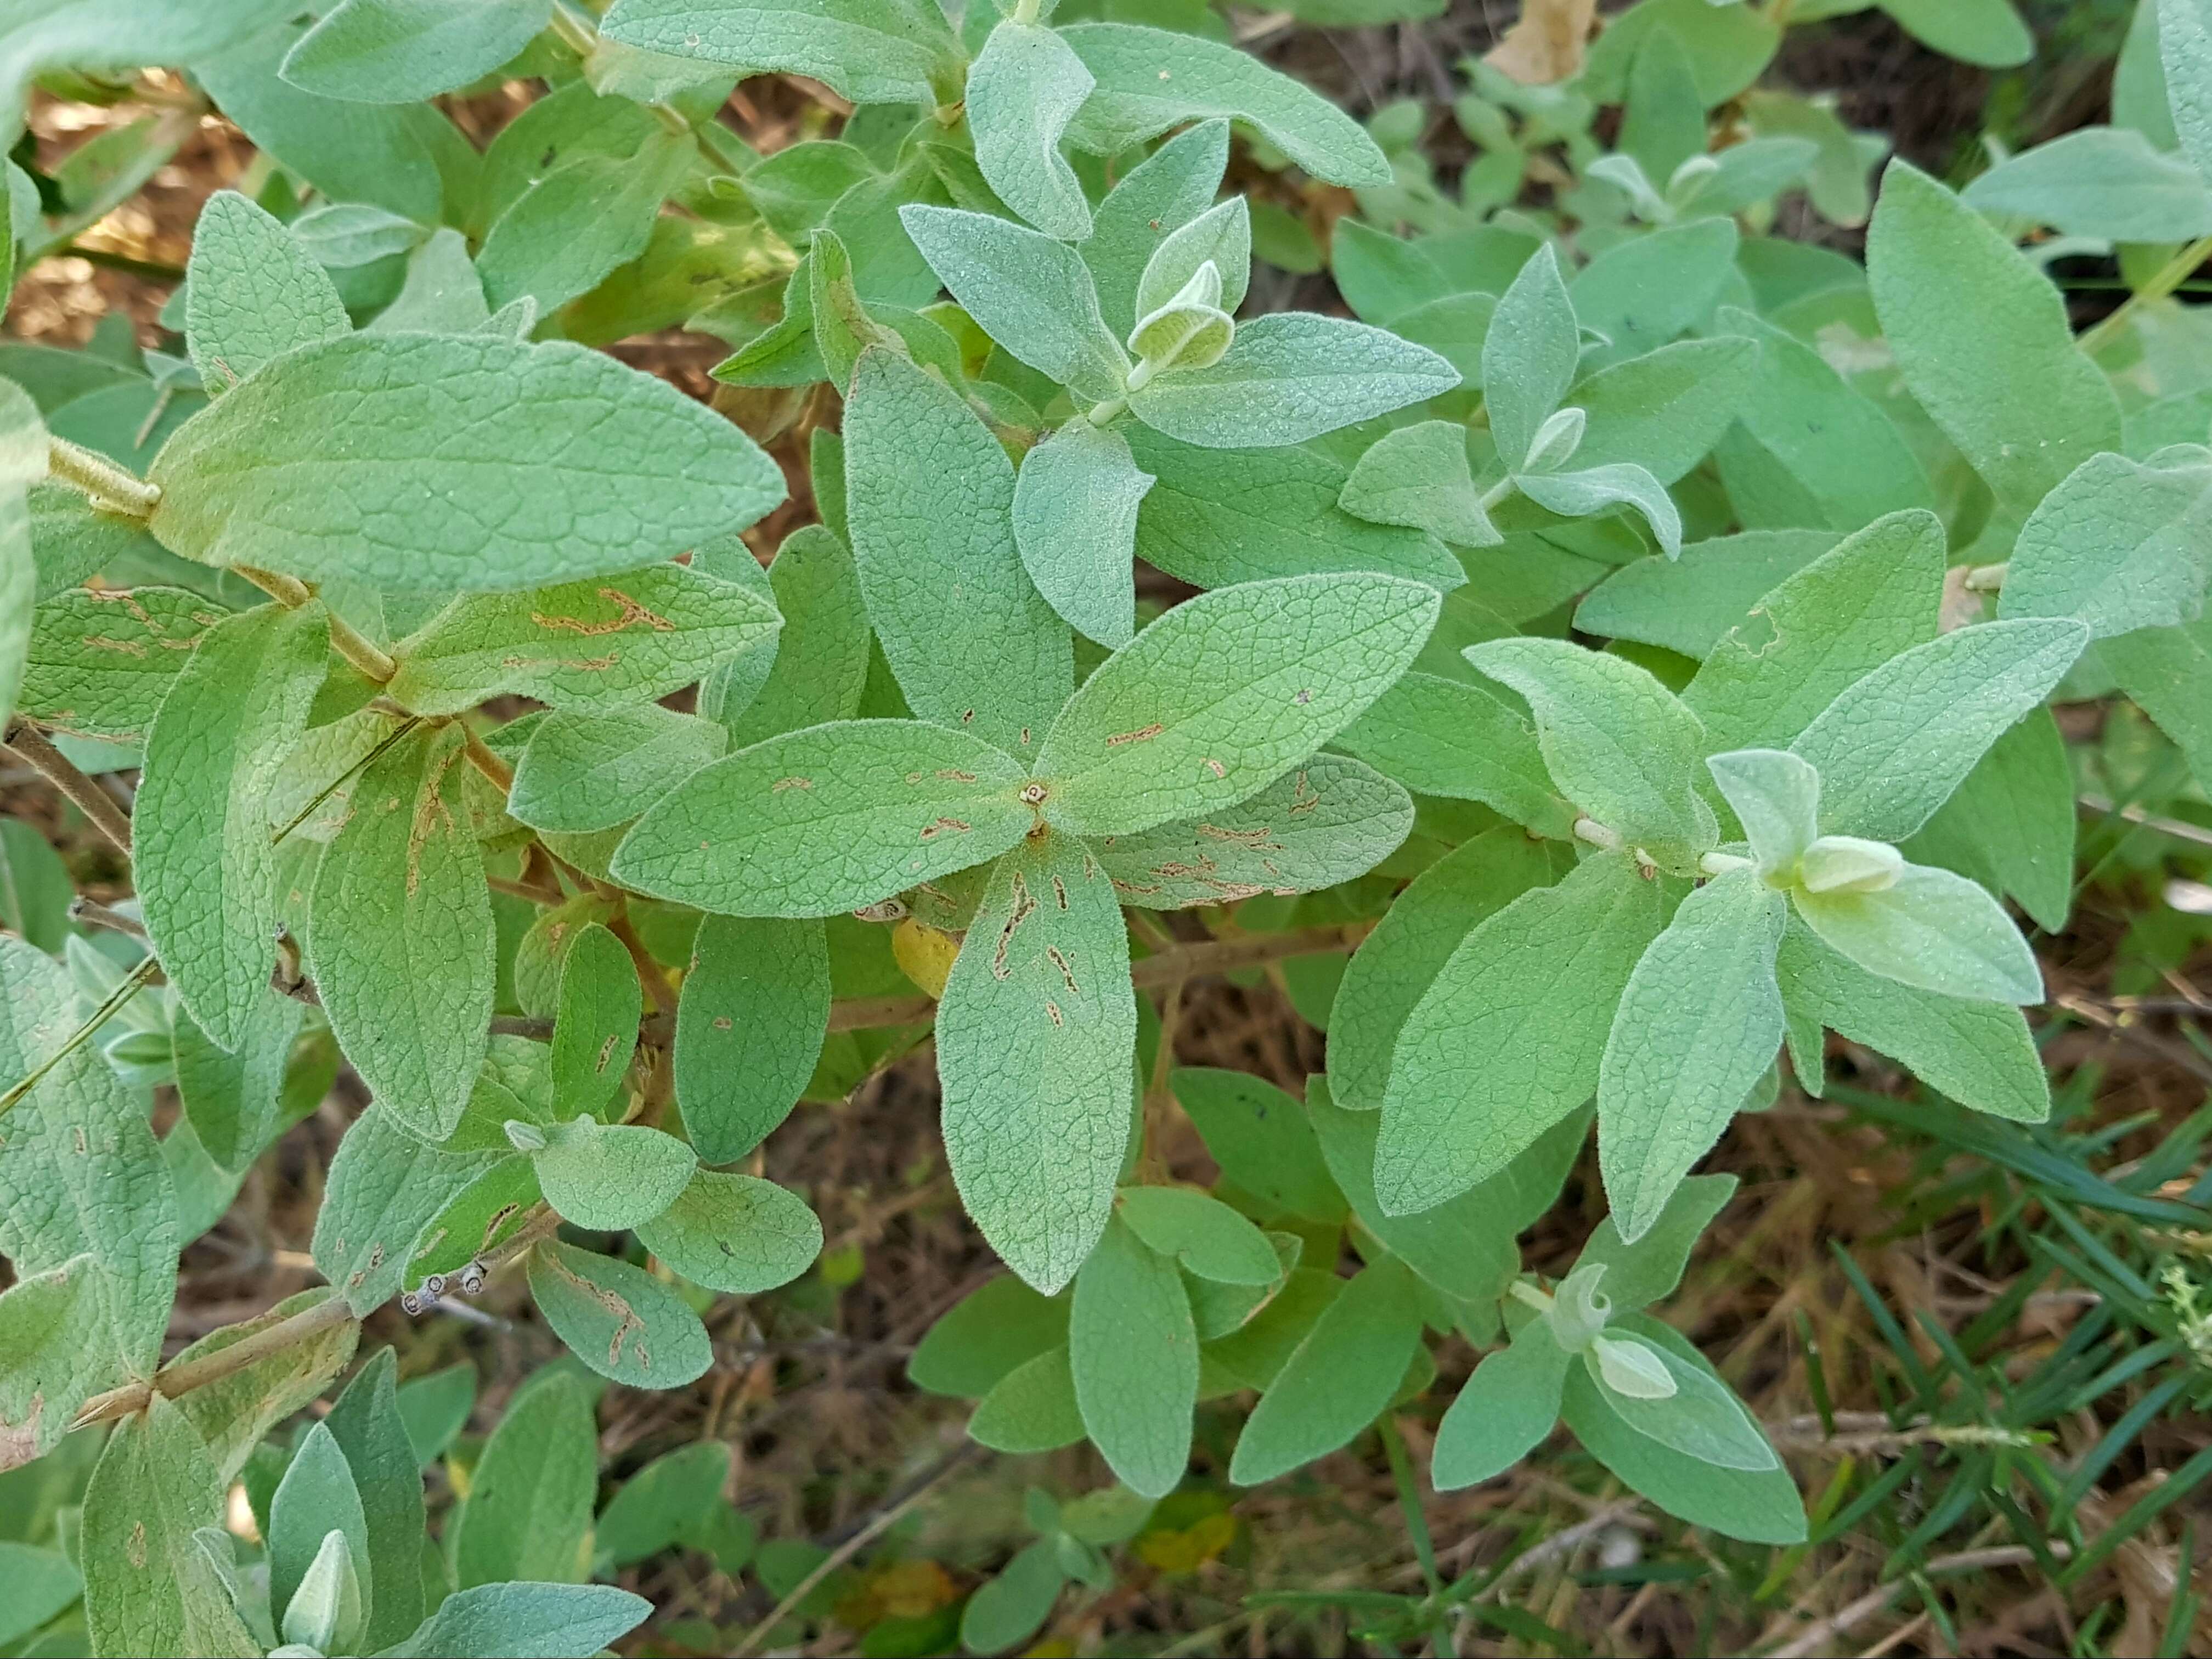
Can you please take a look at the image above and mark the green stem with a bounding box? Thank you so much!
[0,955,159,1123]
[2080,232,2212,357]
[47,437,160,517]
[546,3,596,57]
[1378,1415,1444,1601]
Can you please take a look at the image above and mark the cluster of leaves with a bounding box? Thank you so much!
[0,0,2210,1652]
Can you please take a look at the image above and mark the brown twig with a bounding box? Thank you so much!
[71,1293,358,1429]
[4,721,133,854]
[1765,1544,2067,1658]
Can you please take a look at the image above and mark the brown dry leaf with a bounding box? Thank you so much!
[1486,0,1600,86]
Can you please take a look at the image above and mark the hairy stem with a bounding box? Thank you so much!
[3,721,134,854]
[235,565,400,685]
[47,436,161,517]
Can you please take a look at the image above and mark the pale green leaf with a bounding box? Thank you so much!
[380,1583,652,1659]
[450,1370,596,1587]
[1705,748,1820,881]
[1685,507,1945,755]
[1793,861,2043,1003]
[1432,1321,1570,1490]
[137,600,329,1049]
[1567,218,1740,368]
[595,1442,730,1569]
[526,1118,695,1231]
[1125,422,1465,593]
[1036,573,1438,839]
[1170,1068,1345,1223]
[1228,1257,1424,1485]
[2165,0,2212,184]
[1963,126,2212,239]
[147,334,784,592]
[173,988,302,1173]
[1325,827,1571,1115]
[1339,421,1501,548]
[1597,870,1785,1242]
[1575,529,1839,659]
[1059,22,1390,187]
[2000,449,2212,640]
[185,191,349,395]
[1334,670,1569,835]
[0,1,297,131]
[910,1274,1070,1398]
[1573,1173,1739,1312]
[509,705,727,835]
[1069,1216,1195,1499]
[1515,463,1681,560]
[529,1239,713,1387]
[1377,853,1668,1213]
[961,1538,1066,1657]
[20,584,228,746]
[2104,612,2212,788]
[1116,1187,1279,1285]
[898,206,1128,400]
[635,1169,822,1293]
[312,1105,501,1313]
[282,0,551,103]
[0,1540,79,1645]
[725,524,871,745]
[1092,753,1412,909]
[1482,244,1578,471]
[1127,312,1458,449]
[324,1348,427,1650]
[1136,198,1251,321]
[969,20,1093,240]
[368,226,490,331]
[1589,1341,1779,1469]
[1569,337,1757,484]
[1084,120,1229,340]
[1902,708,2076,933]
[478,136,692,317]
[549,923,640,1119]
[843,348,1073,753]
[309,724,492,1139]
[1777,917,2049,1119]
[599,0,957,106]
[267,1421,369,1627]
[612,718,1031,918]
[1465,637,1712,856]
[1878,0,2032,67]
[1865,162,2120,520]
[1790,618,2089,842]
[1013,419,1152,648]
[969,1346,1086,1452]
[673,915,828,1161]
[939,831,1136,1295]
[0,1256,109,1470]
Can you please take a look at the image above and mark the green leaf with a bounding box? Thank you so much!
[2104,611,2212,787]
[1378,854,1668,1213]
[1070,1216,1196,1499]
[613,718,1031,918]
[368,226,491,331]
[1706,748,1821,882]
[1582,0,1779,104]
[1036,573,1438,839]
[1777,917,2047,1119]
[1116,1187,1279,1284]
[1482,244,1578,471]
[1515,462,1682,560]
[635,1169,822,1293]
[969,1346,1086,1453]
[386,563,778,715]
[173,986,301,1173]
[1793,860,2043,1004]
[282,0,551,103]
[1903,708,2075,933]
[309,724,493,1140]
[548,924,640,1119]
[1327,826,1570,1115]
[1573,1173,1739,1312]
[1576,529,1839,659]
[968,20,1093,240]
[1339,421,1500,548]
[1685,509,1945,757]
[1465,637,1712,857]
[1138,199,1251,324]
[1560,1314,1805,1544]
[450,1372,597,1588]
[1588,1338,1778,1470]
[268,1421,370,1627]
[528,1238,714,1389]
[1126,313,1458,449]
[1865,161,2120,521]
[1013,419,1152,649]
[283,1527,365,1655]
[1962,126,2212,239]
[324,1349,427,1650]
[524,1118,695,1231]
[898,206,1128,402]
[1084,120,1229,340]
[843,349,1073,754]
[596,1442,731,1569]
[939,831,1136,1295]
[19,584,227,746]
[960,1537,1066,1658]
[1170,1068,1345,1223]
[910,1274,1070,1398]
[1228,1257,1424,1484]
[724,525,871,745]
[0,1541,79,1646]
[1125,423,1465,594]
[1568,218,1740,368]
[1335,671,1567,836]
[599,0,957,106]
[395,1362,475,1466]
[1431,1321,1571,1490]
[147,334,783,592]
[0,1255,111,1471]
[184,191,349,396]
[137,600,328,1049]
[2000,449,2212,640]
[82,1396,252,1658]
[1790,618,2089,843]
[171,1287,358,1485]
[1570,338,1757,484]
[382,1582,652,1658]
[2165,0,2212,183]
[509,705,726,836]
[1059,22,1390,188]
[313,1105,501,1313]
[1092,753,1409,909]
[673,915,829,1161]
[1597,870,1785,1242]
[478,135,693,317]
[1878,0,2031,67]
[1308,1075,1528,1305]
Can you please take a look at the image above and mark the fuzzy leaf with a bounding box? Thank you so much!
[82,1396,251,1658]
[1013,419,1152,649]
[1069,1216,1196,1499]
[1514,462,1682,560]
[673,915,829,1161]
[312,1105,501,1314]
[898,206,1128,401]
[1117,1187,1279,1284]
[20,584,228,745]
[1170,1068,1346,1223]
[185,191,349,394]
[1432,1321,1571,1490]
[2000,449,2212,640]
[1793,861,2043,1004]
[1340,421,1500,548]
[450,1372,597,1587]
[549,923,640,1120]
[527,1119,696,1231]
[1127,313,1458,449]
[1483,244,1579,470]
[1084,120,1230,337]
[381,1584,653,1659]
[1335,670,1568,835]
[509,706,727,835]
[969,20,1094,239]
[528,1239,713,1387]
[599,0,956,105]
[281,0,551,101]
[1228,1257,1424,1484]
[635,1169,822,1294]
